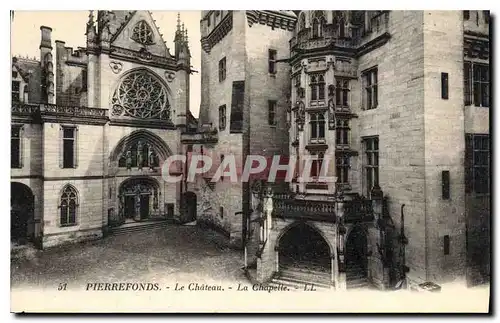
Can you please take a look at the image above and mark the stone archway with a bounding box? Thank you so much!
[11,182,34,245]
[277,222,331,272]
[345,225,369,288]
[118,177,160,223]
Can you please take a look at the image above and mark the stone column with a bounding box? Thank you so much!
[371,185,390,289]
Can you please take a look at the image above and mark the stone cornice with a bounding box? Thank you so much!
[201,11,233,53]
[109,46,178,70]
[246,10,297,31]
[65,60,88,68]
[109,118,176,130]
[355,32,391,58]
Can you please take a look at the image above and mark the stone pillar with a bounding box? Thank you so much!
[371,185,390,289]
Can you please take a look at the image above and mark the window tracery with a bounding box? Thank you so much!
[111,70,170,120]
[131,20,154,45]
[60,185,78,226]
[312,11,326,38]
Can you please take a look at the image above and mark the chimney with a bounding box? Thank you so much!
[39,26,52,65]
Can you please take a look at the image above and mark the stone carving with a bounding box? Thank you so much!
[137,141,144,170]
[148,145,155,169]
[297,101,305,131]
[109,61,123,74]
[328,99,336,130]
[153,190,158,210]
[125,151,132,170]
[165,71,175,82]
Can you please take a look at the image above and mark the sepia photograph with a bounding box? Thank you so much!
[9,8,491,314]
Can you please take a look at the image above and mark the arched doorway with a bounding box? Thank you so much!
[278,222,331,272]
[118,177,160,223]
[183,191,197,223]
[11,182,34,245]
[345,225,368,287]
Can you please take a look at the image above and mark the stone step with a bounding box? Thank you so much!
[271,276,331,290]
[109,221,169,235]
[279,270,331,286]
[347,281,370,289]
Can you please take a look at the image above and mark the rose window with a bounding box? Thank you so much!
[111,70,171,120]
[131,20,154,45]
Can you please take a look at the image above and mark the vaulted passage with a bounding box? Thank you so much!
[278,222,330,271]
[11,182,34,245]
[346,225,369,288]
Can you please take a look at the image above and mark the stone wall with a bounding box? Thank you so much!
[422,10,466,285]
[354,11,428,286]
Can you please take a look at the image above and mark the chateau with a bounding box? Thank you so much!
[11,10,490,291]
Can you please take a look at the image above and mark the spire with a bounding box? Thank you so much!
[176,12,181,33]
[181,23,185,42]
[185,28,188,44]
[87,10,95,26]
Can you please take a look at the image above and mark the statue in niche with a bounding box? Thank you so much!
[148,145,155,170]
[328,84,335,97]
[125,151,132,170]
[298,101,305,122]
[153,190,158,210]
[137,141,144,170]
[118,194,124,219]
[328,99,336,130]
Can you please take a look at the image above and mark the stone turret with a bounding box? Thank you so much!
[86,11,98,108]
[173,13,191,128]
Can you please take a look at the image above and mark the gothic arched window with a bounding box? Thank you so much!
[60,185,78,226]
[309,112,325,142]
[339,18,346,38]
[131,20,154,45]
[111,69,170,120]
[310,74,325,101]
[312,11,326,38]
[299,12,306,31]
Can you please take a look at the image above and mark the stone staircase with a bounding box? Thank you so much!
[108,220,170,235]
[346,262,369,290]
[268,265,332,291]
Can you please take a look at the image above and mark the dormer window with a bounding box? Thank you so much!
[131,20,154,45]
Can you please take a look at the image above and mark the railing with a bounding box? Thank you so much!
[12,102,107,118]
[180,128,219,144]
[11,102,40,115]
[272,192,375,223]
[290,12,390,54]
[273,195,337,222]
[40,103,106,117]
[343,195,375,223]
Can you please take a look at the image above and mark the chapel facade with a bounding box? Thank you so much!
[11,10,194,248]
